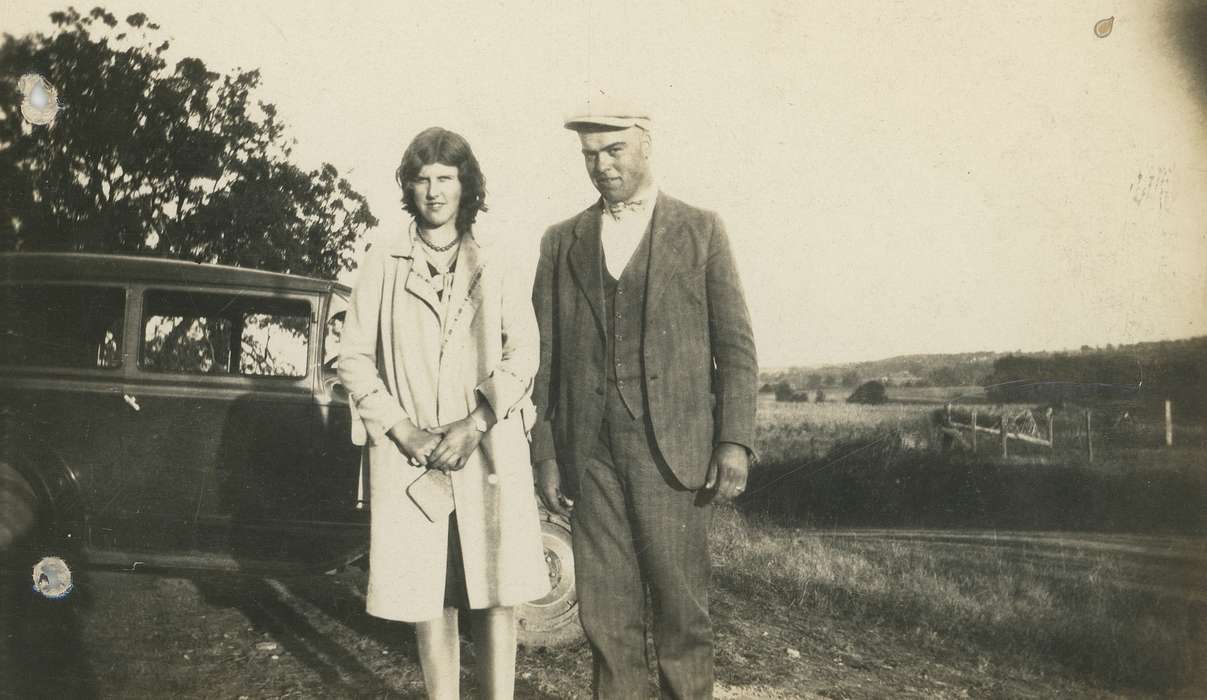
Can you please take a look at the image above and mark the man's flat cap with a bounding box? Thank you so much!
[563,96,652,132]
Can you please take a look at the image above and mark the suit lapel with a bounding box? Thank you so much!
[567,204,606,336]
[644,192,687,313]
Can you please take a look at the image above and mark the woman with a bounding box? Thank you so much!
[338,127,548,699]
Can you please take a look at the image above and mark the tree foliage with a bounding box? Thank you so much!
[0,7,377,278]
[847,380,887,405]
[982,339,1207,417]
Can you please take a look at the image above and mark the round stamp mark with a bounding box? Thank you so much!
[18,73,60,126]
[32,556,74,600]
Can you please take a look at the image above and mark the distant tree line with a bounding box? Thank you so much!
[982,338,1207,417]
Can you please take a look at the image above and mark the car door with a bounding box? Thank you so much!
[102,285,316,569]
[0,281,130,547]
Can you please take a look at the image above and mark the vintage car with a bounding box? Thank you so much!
[0,252,579,645]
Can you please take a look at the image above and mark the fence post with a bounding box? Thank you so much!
[970,409,978,452]
[1085,409,1094,463]
[1047,408,1054,450]
[1165,400,1173,447]
[1000,415,1008,458]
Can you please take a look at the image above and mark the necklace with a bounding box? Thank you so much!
[418,231,460,252]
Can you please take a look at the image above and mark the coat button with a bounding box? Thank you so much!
[595,386,604,395]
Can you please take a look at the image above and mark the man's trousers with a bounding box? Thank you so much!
[571,381,714,699]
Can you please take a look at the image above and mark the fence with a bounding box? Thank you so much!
[938,399,1181,462]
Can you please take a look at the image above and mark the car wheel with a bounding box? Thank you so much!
[516,510,583,648]
[0,460,37,557]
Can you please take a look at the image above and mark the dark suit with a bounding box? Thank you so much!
[532,192,758,698]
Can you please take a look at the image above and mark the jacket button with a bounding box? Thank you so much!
[595,386,604,395]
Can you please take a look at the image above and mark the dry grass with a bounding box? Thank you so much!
[710,507,1207,692]
[755,397,932,465]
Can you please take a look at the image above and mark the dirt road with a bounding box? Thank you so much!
[816,528,1207,602]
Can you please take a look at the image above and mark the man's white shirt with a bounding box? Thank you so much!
[599,186,658,278]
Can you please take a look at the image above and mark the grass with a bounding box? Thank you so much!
[710,507,1207,692]
[738,393,1207,693]
[755,396,933,465]
[887,384,989,403]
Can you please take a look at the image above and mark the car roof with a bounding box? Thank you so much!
[0,253,351,296]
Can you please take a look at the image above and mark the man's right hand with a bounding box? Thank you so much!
[535,458,573,517]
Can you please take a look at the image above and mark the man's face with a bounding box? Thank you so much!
[409,162,461,229]
[578,127,651,204]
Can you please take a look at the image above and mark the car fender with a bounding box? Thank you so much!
[0,412,87,547]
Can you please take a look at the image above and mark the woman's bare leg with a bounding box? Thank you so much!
[416,607,460,700]
[469,606,516,699]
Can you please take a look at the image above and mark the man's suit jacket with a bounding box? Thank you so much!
[530,192,758,495]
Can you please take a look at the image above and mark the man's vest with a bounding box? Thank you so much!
[601,222,655,419]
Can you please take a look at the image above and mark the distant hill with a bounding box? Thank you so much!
[762,351,999,391]
[762,337,1207,416]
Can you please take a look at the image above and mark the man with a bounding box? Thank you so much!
[531,103,758,698]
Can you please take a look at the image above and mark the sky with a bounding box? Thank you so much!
[4,1,1206,367]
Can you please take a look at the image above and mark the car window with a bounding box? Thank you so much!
[0,284,125,369]
[140,290,310,378]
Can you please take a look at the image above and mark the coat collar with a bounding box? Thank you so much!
[441,232,486,348]
[385,222,490,342]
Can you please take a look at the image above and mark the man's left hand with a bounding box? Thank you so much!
[704,442,750,503]
[428,418,483,472]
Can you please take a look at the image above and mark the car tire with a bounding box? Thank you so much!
[0,460,37,558]
[516,510,583,648]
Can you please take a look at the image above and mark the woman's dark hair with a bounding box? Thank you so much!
[395,127,487,235]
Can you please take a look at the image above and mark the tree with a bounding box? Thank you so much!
[774,381,795,402]
[0,8,377,279]
[840,370,860,388]
[806,373,824,389]
[847,380,887,405]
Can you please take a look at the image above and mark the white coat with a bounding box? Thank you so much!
[338,228,549,622]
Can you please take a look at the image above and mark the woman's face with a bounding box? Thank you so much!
[409,162,462,230]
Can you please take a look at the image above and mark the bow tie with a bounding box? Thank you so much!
[605,199,645,220]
